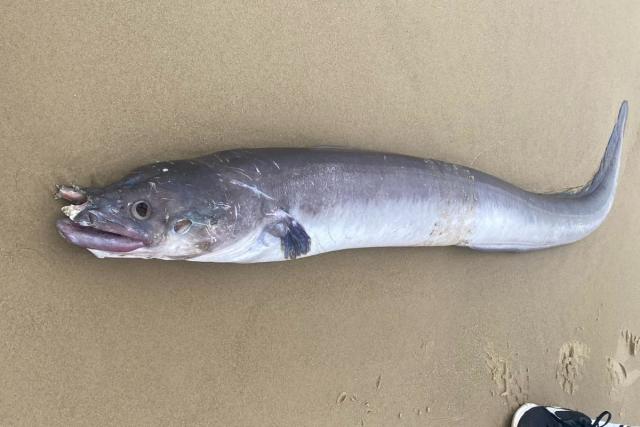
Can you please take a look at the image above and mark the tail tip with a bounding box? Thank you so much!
[619,100,628,127]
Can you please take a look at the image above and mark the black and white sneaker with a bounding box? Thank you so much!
[513,403,630,427]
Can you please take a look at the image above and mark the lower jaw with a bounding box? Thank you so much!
[56,219,146,252]
[87,248,148,259]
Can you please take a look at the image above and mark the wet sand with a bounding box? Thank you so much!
[1,2,640,425]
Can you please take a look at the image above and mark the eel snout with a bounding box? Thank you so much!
[55,184,149,252]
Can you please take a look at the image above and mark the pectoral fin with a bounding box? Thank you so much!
[266,211,311,260]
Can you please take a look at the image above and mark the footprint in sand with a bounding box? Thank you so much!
[607,329,640,398]
[485,345,529,409]
[556,341,590,394]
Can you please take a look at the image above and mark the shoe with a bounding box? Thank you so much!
[512,403,619,427]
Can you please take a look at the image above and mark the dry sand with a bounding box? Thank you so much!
[2,2,640,426]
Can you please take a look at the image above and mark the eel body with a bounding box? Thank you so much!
[55,102,627,262]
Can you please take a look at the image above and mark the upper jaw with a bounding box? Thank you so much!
[72,208,150,244]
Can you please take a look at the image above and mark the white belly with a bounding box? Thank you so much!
[192,196,474,263]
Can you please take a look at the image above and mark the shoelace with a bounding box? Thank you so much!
[591,411,612,427]
[548,408,612,427]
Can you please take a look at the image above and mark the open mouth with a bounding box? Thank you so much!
[55,185,146,253]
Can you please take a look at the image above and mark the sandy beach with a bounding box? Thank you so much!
[1,2,639,425]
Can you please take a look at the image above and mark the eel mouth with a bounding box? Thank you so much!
[56,218,146,252]
[55,184,148,253]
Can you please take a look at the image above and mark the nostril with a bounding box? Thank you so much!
[74,210,98,226]
[87,212,99,223]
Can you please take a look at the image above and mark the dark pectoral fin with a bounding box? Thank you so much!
[267,212,311,260]
[282,218,311,260]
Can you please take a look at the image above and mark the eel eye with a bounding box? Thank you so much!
[173,219,192,234]
[131,200,151,220]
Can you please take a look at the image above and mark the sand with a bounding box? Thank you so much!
[1,2,640,426]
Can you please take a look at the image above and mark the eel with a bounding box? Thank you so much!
[55,101,628,262]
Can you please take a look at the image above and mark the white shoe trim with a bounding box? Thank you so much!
[512,403,539,427]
